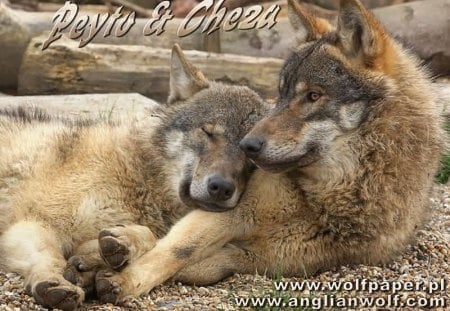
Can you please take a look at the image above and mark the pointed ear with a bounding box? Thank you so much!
[337,0,390,68]
[168,44,209,105]
[287,0,333,43]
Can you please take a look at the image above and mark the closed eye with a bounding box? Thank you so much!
[201,126,214,138]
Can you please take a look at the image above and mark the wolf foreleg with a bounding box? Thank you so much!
[98,224,158,270]
[64,224,157,294]
[95,209,240,304]
[173,243,256,285]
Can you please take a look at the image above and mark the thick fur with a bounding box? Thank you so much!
[243,0,443,271]
[0,46,268,310]
[89,0,444,305]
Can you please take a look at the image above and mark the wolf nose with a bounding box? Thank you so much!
[240,136,265,157]
[207,176,235,201]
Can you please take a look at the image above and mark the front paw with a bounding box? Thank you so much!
[63,255,98,296]
[95,270,124,305]
[33,279,84,311]
[99,228,131,270]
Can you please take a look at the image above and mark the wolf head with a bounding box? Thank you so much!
[157,45,269,212]
[241,0,408,173]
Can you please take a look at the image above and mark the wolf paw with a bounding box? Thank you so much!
[99,228,131,270]
[95,270,123,305]
[33,279,83,311]
[63,255,97,296]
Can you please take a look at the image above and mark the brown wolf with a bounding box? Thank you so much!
[0,45,268,310]
[89,0,443,305]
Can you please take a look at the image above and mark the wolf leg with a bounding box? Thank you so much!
[98,224,157,270]
[0,220,84,311]
[64,224,157,293]
[173,243,254,285]
[63,239,104,297]
[95,210,239,304]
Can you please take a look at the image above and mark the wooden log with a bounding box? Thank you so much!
[2,0,449,92]
[14,0,450,76]
[16,11,207,51]
[0,93,159,120]
[0,4,31,89]
[8,0,37,11]
[102,0,152,17]
[37,3,111,14]
[18,37,284,101]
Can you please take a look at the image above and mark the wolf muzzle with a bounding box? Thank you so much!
[207,175,235,202]
[239,136,265,159]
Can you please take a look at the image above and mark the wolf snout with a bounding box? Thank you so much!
[239,136,265,158]
[207,175,236,201]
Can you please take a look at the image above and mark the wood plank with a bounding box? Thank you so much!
[18,37,284,101]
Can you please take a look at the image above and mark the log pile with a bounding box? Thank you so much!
[0,0,448,98]
[12,0,450,64]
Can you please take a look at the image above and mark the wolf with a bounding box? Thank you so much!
[0,45,268,310]
[89,0,443,305]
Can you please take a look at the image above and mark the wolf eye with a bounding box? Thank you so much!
[307,92,322,102]
[201,126,214,138]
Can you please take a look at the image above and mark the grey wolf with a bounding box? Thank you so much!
[90,0,443,305]
[0,45,268,310]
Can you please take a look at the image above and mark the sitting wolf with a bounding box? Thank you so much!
[0,45,268,310]
[90,0,443,305]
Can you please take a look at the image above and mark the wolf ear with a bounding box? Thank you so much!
[168,44,210,105]
[337,0,389,68]
[287,0,333,43]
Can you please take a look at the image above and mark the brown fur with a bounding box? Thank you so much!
[0,1,443,307]
[242,0,443,271]
[87,0,443,306]
[0,45,268,310]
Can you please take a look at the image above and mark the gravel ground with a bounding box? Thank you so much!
[0,184,448,311]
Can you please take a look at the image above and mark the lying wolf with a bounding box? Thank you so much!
[0,45,268,310]
[89,0,443,305]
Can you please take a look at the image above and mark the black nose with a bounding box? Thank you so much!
[207,176,235,201]
[240,136,265,157]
